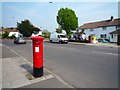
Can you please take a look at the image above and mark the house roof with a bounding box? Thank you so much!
[10,28,18,32]
[2,28,18,33]
[109,29,120,34]
[80,18,120,29]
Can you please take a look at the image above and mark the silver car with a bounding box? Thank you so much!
[14,37,26,44]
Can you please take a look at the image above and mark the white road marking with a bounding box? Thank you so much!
[44,68,74,88]
[30,74,54,84]
[92,51,118,56]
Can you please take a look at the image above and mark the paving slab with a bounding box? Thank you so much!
[2,57,31,88]
[2,82,12,88]
[21,77,69,88]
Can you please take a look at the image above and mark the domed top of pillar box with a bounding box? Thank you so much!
[31,36,44,41]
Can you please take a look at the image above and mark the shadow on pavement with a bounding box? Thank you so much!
[20,64,33,74]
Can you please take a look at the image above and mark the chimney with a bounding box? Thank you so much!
[110,16,114,21]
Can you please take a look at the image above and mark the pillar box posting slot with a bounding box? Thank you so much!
[31,36,44,77]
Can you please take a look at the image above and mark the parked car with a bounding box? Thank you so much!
[50,32,68,44]
[14,37,26,44]
[98,38,109,43]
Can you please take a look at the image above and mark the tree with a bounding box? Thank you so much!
[32,27,41,34]
[1,26,4,29]
[42,29,51,38]
[57,7,78,35]
[56,27,62,33]
[2,31,9,38]
[17,19,34,37]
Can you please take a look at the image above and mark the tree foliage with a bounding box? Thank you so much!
[42,29,51,38]
[17,20,34,37]
[2,31,9,38]
[57,8,78,35]
[56,28,62,33]
[32,27,41,34]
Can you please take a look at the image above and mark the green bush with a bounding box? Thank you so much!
[42,32,50,38]
[1,32,16,39]
[66,32,73,38]
[8,35,16,39]
[0,34,2,38]
[2,32,9,38]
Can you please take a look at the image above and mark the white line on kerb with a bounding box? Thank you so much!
[92,51,118,56]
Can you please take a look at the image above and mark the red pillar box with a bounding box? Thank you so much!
[31,36,44,77]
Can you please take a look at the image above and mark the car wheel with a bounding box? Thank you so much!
[59,41,62,44]
[14,41,16,44]
[65,42,68,44]
[50,40,52,43]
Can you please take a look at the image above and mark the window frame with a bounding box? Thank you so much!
[100,34,107,38]
[90,28,94,32]
[102,27,107,30]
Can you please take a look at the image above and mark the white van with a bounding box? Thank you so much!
[50,32,68,44]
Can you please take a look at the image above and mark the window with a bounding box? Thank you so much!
[102,27,107,30]
[58,35,60,38]
[100,34,107,38]
[60,35,66,38]
[111,34,113,39]
[90,34,95,36]
[90,28,94,31]
[116,26,120,29]
[82,29,84,32]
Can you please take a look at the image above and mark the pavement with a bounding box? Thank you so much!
[68,42,119,48]
[44,40,119,48]
[1,44,72,89]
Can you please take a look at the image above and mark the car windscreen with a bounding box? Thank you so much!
[16,37,19,40]
[59,35,66,38]
[19,37,24,40]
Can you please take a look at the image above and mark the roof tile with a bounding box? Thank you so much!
[80,18,120,29]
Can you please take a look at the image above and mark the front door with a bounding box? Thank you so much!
[117,34,120,45]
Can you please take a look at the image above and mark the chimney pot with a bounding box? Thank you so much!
[110,16,114,21]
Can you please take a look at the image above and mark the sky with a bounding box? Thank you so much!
[1,1,119,32]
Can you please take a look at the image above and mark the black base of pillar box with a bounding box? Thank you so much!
[33,67,43,77]
[117,42,120,45]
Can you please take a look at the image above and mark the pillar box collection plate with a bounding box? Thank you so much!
[31,36,44,77]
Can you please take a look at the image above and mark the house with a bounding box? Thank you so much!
[31,30,42,37]
[0,29,2,35]
[62,30,67,35]
[79,16,120,43]
[109,29,120,42]
[56,28,67,35]
[8,28,21,37]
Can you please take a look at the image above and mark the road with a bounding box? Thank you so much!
[2,40,118,88]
